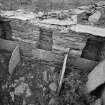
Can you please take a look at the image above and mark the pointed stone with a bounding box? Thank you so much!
[9,45,20,74]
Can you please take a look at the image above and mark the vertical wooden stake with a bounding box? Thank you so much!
[57,48,70,95]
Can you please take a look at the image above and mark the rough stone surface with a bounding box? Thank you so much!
[49,82,57,92]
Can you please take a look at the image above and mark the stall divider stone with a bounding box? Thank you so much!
[37,28,53,51]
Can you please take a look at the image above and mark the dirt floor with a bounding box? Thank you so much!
[0,50,96,105]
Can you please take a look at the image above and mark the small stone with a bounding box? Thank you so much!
[49,98,56,105]
[94,98,101,105]
[49,82,57,92]
[19,77,25,81]
[50,67,55,72]
[49,97,59,105]
[43,71,48,83]
[43,87,46,91]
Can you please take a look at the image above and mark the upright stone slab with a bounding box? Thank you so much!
[0,16,13,40]
[37,28,53,51]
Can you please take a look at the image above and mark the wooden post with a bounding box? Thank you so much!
[57,48,70,95]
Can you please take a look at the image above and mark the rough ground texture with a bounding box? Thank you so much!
[0,53,96,105]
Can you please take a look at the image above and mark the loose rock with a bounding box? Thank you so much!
[49,82,57,92]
